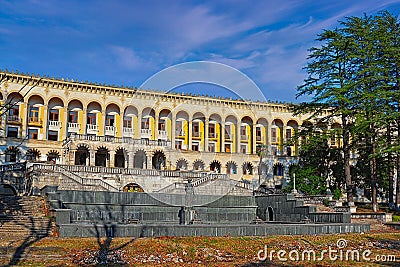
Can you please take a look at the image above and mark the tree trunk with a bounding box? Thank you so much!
[397,155,400,209]
[387,125,394,208]
[371,142,378,212]
[342,114,353,205]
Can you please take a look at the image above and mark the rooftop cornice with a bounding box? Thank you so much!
[0,70,294,110]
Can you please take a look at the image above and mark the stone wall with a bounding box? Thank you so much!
[256,194,351,223]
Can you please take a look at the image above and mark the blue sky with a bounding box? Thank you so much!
[1,0,400,102]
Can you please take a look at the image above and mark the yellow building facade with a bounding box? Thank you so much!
[0,71,339,188]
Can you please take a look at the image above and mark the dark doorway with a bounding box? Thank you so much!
[75,145,89,165]
[134,150,146,169]
[152,151,166,170]
[267,206,274,221]
[95,147,109,167]
[114,148,126,168]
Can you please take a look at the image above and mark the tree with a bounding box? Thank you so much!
[294,27,358,205]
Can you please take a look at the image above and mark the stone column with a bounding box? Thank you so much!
[204,118,209,152]
[109,150,116,167]
[137,110,142,139]
[252,124,257,154]
[236,123,241,153]
[154,114,159,140]
[42,104,48,140]
[221,122,225,152]
[171,112,176,149]
[188,115,193,151]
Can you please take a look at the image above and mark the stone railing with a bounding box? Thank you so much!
[29,163,119,191]
[64,133,171,147]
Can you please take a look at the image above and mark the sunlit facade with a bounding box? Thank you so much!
[0,71,339,188]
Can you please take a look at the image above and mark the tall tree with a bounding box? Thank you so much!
[295,28,357,205]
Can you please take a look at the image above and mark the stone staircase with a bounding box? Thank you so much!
[0,196,55,238]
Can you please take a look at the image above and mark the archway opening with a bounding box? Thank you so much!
[47,150,60,164]
[176,159,188,170]
[152,151,166,170]
[123,183,144,192]
[95,147,109,167]
[267,206,274,221]
[115,148,126,168]
[75,145,89,166]
[210,160,221,173]
[134,150,147,169]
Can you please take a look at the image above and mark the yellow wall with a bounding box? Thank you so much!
[97,112,103,135]
[133,115,138,138]
[246,124,252,153]
[78,110,84,134]
[115,114,121,137]
[59,108,65,139]
[39,106,45,136]
[215,123,221,152]
[183,120,189,147]
[166,117,172,140]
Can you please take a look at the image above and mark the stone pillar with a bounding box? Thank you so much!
[81,108,87,135]
[90,148,95,166]
[188,116,193,151]
[62,106,68,140]
[128,151,134,168]
[221,122,225,152]
[204,118,209,152]
[252,124,257,154]
[171,112,176,149]
[42,104,48,140]
[137,110,142,139]
[109,150,116,167]
[236,122,241,153]
[154,114,159,140]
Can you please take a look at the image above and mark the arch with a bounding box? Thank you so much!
[48,97,64,109]
[123,183,144,193]
[193,159,205,171]
[226,161,237,174]
[209,160,221,173]
[26,148,41,162]
[133,149,147,169]
[152,150,166,170]
[27,95,44,106]
[176,158,188,170]
[273,163,284,176]
[225,115,238,124]
[87,101,102,113]
[115,147,127,168]
[95,146,109,167]
[4,146,21,162]
[0,184,17,196]
[241,116,253,125]
[46,150,60,163]
[68,99,84,111]
[209,113,222,123]
[242,162,253,175]
[75,144,90,166]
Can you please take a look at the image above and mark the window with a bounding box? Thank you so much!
[241,144,247,154]
[5,147,19,162]
[271,128,277,143]
[175,140,182,150]
[123,117,132,128]
[208,142,215,152]
[193,121,200,137]
[175,121,183,135]
[141,119,150,129]
[105,114,114,126]
[241,125,246,135]
[225,125,231,139]
[192,142,199,151]
[48,130,58,141]
[87,113,96,125]
[68,111,78,123]
[9,106,19,116]
[49,109,59,121]
[6,127,18,138]
[286,129,292,139]
[209,124,215,138]
[158,119,166,131]
[29,106,39,122]
[256,126,262,141]
[28,128,38,139]
[225,143,231,153]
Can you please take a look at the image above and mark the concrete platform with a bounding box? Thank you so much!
[57,222,370,238]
